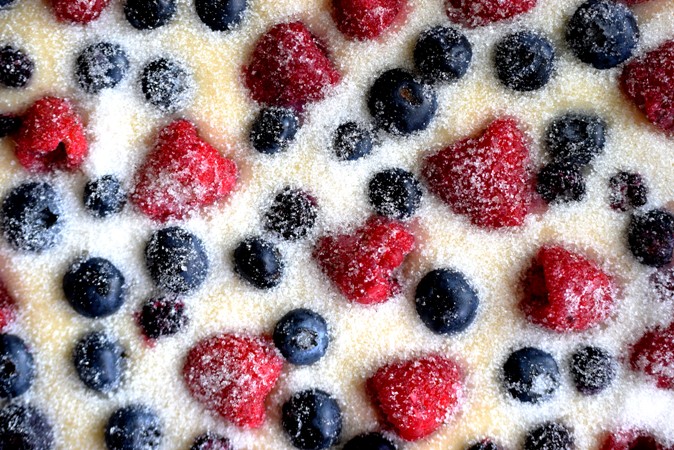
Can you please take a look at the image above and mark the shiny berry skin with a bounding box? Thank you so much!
[446,0,538,28]
[138,297,188,339]
[63,257,126,318]
[569,346,616,395]
[190,433,233,450]
[536,162,586,204]
[333,122,374,161]
[414,26,472,84]
[0,45,34,88]
[343,432,397,450]
[124,0,175,29]
[83,175,126,218]
[140,58,191,112]
[0,114,21,138]
[273,308,329,366]
[494,31,555,92]
[51,0,110,23]
[145,227,210,295]
[331,0,405,41]
[233,237,284,289]
[627,209,674,268]
[0,334,34,399]
[609,171,648,211]
[368,168,422,220]
[566,0,639,70]
[73,331,126,393]
[415,269,479,335]
[524,422,574,450]
[264,187,318,240]
[104,405,163,450]
[1,182,63,252]
[467,440,501,450]
[0,404,54,450]
[545,113,606,166]
[196,0,246,31]
[281,389,343,450]
[76,42,130,94]
[249,107,299,155]
[502,347,560,403]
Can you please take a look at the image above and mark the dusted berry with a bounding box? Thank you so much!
[63,257,126,318]
[249,107,299,155]
[76,42,129,94]
[51,0,110,23]
[281,389,342,450]
[191,433,233,450]
[600,430,665,450]
[264,187,318,240]
[0,45,34,88]
[105,405,163,450]
[0,404,54,450]
[414,25,472,84]
[331,0,405,41]
[570,346,616,395]
[196,0,246,31]
[343,433,397,450]
[524,422,574,450]
[627,209,674,268]
[545,113,606,166]
[333,122,374,161]
[138,297,188,339]
[0,334,34,399]
[83,175,127,218]
[73,331,126,393]
[140,58,191,112]
[630,321,674,390]
[0,114,21,138]
[125,0,175,29]
[502,347,560,403]
[273,308,329,366]
[494,31,555,92]
[368,168,422,220]
[233,237,284,289]
[0,0,17,8]
[446,0,538,27]
[467,440,501,450]
[0,280,15,332]
[609,171,648,211]
[536,162,586,204]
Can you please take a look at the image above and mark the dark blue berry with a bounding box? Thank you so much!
[494,31,555,92]
[569,346,616,395]
[138,297,188,339]
[0,45,34,88]
[250,107,299,155]
[264,187,317,240]
[0,114,21,138]
[73,331,126,393]
[124,0,176,30]
[367,69,438,136]
[524,422,574,450]
[233,237,283,289]
[627,209,674,268]
[333,122,374,161]
[609,171,648,212]
[368,168,422,220]
[104,405,163,450]
[63,257,127,319]
[281,389,342,450]
[466,440,501,450]
[536,162,586,204]
[195,0,246,31]
[502,347,560,403]
[545,113,606,166]
[83,175,127,218]
[415,269,479,335]
[566,0,639,70]
[343,432,397,450]
[0,0,17,9]
[76,42,130,94]
[190,433,232,450]
[0,334,34,399]
[1,182,63,252]
[145,227,210,295]
[273,308,329,366]
[140,58,191,112]
[0,404,54,450]
[414,25,472,84]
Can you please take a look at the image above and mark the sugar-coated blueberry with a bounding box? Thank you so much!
[73,331,126,393]
[333,122,374,161]
[264,187,318,240]
[368,168,422,220]
[545,113,606,166]
[414,25,472,83]
[494,31,555,92]
[0,404,54,450]
[76,42,130,94]
[195,0,246,31]
[569,346,616,395]
[524,422,574,450]
[343,432,397,450]
[0,334,34,399]
[63,257,126,319]
[0,114,21,138]
[83,175,127,218]
[0,45,34,88]
[627,209,674,268]
[190,432,232,450]
[282,389,342,450]
[250,107,299,155]
[273,308,329,366]
[138,297,188,339]
[124,0,176,30]
[466,440,502,450]
[609,171,648,212]
[502,347,560,403]
[104,405,163,450]
[140,58,191,112]
[233,237,283,289]
[536,162,586,204]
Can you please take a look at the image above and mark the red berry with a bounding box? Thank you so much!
[50,0,111,24]
[131,120,238,222]
[445,0,538,28]
[367,355,464,441]
[520,246,614,332]
[313,216,414,305]
[332,0,406,41]
[422,117,533,229]
[600,430,668,450]
[243,22,341,109]
[620,40,674,135]
[183,333,284,428]
[630,321,674,390]
[0,280,16,332]
[13,96,88,173]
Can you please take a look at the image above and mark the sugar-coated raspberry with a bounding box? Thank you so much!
[446,0,538,28]
[332,0,406,41]
[630,321,674,390]
[50,0,111,24]
[0,280,15,332]
[600,430,668,450]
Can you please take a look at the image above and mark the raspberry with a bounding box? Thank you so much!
[332,0,406,41]
[367,355,464,441]
[13,96,88,173]
[630,321,674,390]
[620,40,674,135]
[520,246,614,332]
[50,0,111,24]
[130,120,238,222]
[446,0,538,28]
[0,280,15,332]
[183,334,284,428]
[243,22,341,109]
[422,117,533,229]
[313,216,415,305]
[600,431,667,450]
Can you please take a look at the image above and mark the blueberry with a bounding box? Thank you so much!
[0,334,34,399]
[343,432,397,450]
[233,237,283,289]
[569,346,616,395]
[0,114,22,138]
[0,45,34,88]
[466,440,501,450]
[140,58,191,112]
[281,389,342,450]
[104,405,163,450]
[76,42,130,94]
[195,0,246,31]
[566,0,639,70]
[0,0,17,9]
[264,187,318,240]
[0,404,54,450]
[73,331,126,393]
[368,168,422,220]
[627,209,674,268]
[524,422,574,450]
[138,297,188,339]
[190,433,232,450]
[502,347,560,403]
[124,0,176,30]
[415,269,479,335]
[545,113,606,166]
[367,69,438,136]
[333,122,374,161]
[1,182,63,252]
[249,107,299,155]
[494,31,555,92]
[273,308,329,366]
[609,171,648,212]
[414,25,472,84]
[83,175,127,218]
[145,227,210,295]
[536,162,586,204]
[63,257,127,318]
